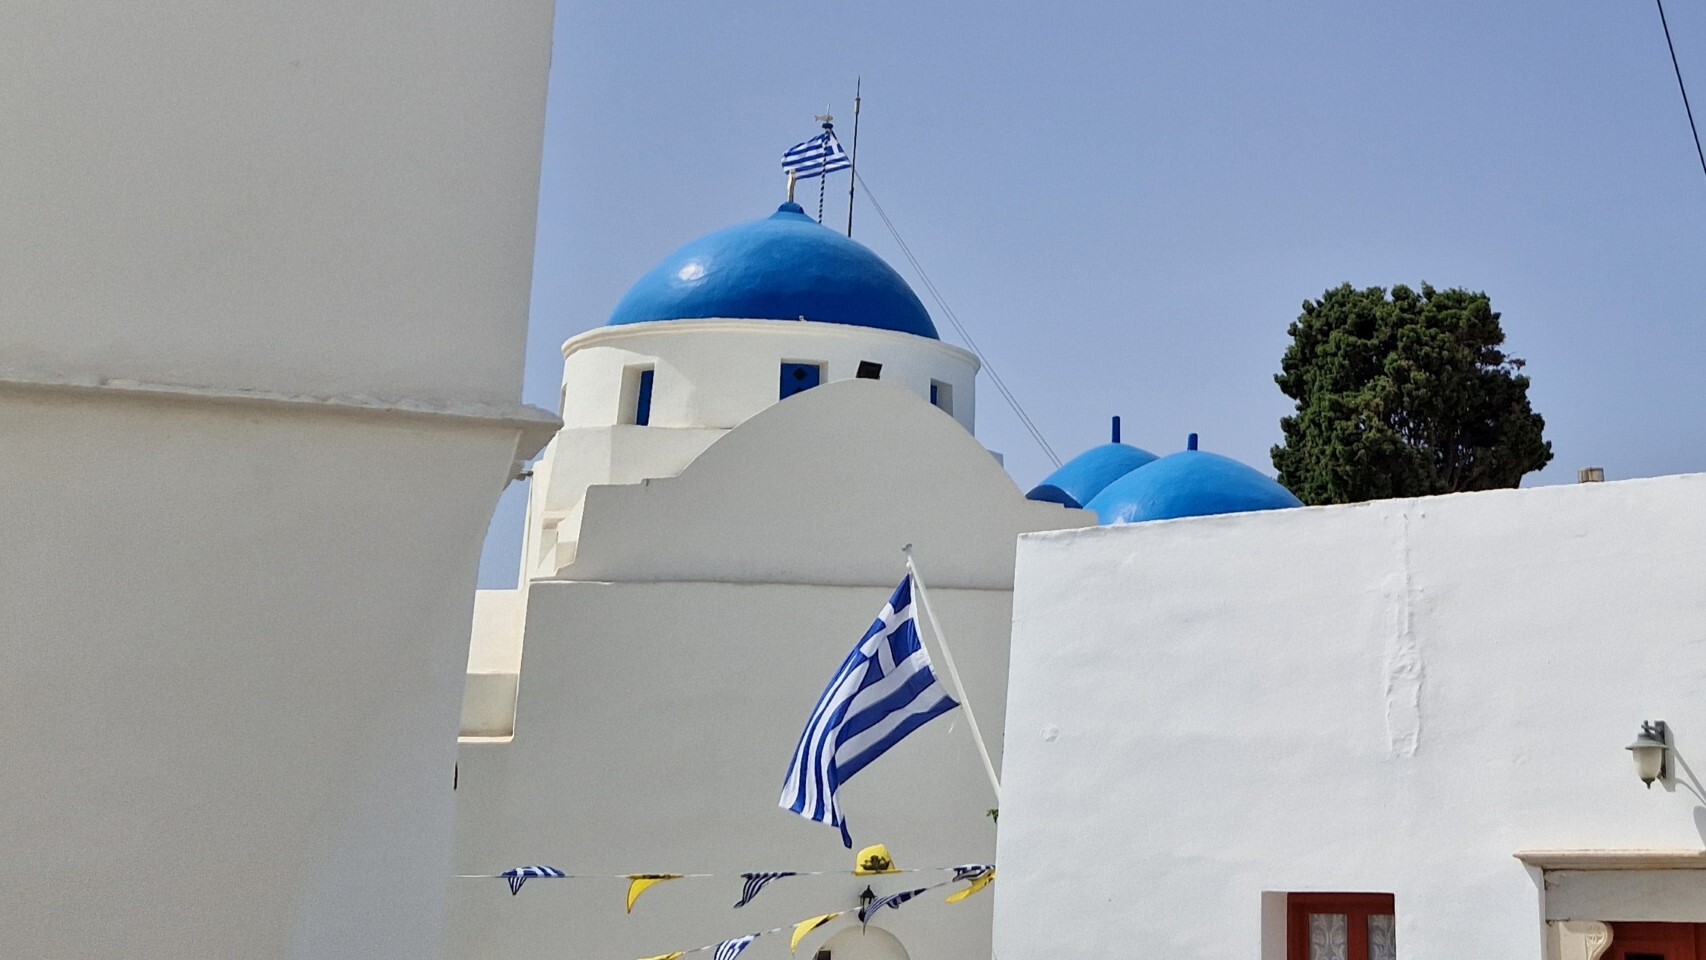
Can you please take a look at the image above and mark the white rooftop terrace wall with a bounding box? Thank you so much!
[0,2,558,956]
[996,475,1706,959]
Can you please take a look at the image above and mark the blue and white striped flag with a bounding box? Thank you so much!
[500,865,565,895]
[734,871,797,908]
[778,575,958,847]
[713,935,758,960]
[781,130,851,180]
[857,886,928,925]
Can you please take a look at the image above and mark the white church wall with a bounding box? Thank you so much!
[995,474,1706,959]
[1,0,553,407]
[556,381,1064,589]
[450,581,1013,960]
[559,321,980,434]
[451,382,1090,959]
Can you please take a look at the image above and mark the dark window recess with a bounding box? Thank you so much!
[635,368,654,425]
[856,361,883,380]
[780,362,822,399]
[930,380,953,414]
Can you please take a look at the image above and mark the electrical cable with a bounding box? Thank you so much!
[854,172,1063,468]
[1655,0,1706,186]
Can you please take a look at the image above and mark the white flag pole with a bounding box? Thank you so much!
[902,544,1001,803]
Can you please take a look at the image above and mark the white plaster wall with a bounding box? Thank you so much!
[0,391,529,958]
[557,381,1062,589]
[521,324,980,579]
[451,582,1012,960]
[559,321,979,434]
[0,3,558,954]
[451,383,1090,959]
[0,0,553,406]
[996,475,1706,959]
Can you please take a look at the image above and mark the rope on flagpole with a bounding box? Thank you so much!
[815,107,834,223]
[902,544,1001,804]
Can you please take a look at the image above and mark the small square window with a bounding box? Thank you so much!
[856,361,883,380]
[929,379,953,414]
[780,362,824,400]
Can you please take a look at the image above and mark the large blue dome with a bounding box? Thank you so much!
[607,203,938,339]
[1084,449,1303,525]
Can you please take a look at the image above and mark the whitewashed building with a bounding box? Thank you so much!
[449,201,1094,960]
[1,2,558,957]
[995,475,1706,960]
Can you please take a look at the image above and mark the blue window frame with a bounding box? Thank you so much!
[780,362,822,400]
[634,368,654,426]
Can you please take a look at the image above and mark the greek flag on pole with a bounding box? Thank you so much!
[781,130,851,180]
[779,575,958,846]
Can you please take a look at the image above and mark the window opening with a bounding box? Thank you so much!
[619,365,655,425]
[1286,893,1394,960]
[930,379,953,414]
[856,361,883,380]
[780,362,823,400]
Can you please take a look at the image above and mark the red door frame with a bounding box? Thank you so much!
[1606,922,1704,960]
[1286,893,1396,960]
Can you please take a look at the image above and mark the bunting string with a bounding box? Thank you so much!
[643,873,988,960]
[458,864,977,882]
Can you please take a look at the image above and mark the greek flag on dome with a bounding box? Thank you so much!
[781,130,851,180]
[779,575,958,846]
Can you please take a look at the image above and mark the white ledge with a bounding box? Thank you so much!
[0,370,562,463]
[1515,850,1706,871]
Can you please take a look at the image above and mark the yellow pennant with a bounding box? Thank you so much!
[945,869,996,904]
[625,874,683,913]
[853,844,900,876]
[637,954,685,960]
[790,912,841,955]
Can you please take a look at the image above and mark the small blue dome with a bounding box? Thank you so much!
[607,203,938,339]
[1026,443,1159,509]
[1084,449,1303,525]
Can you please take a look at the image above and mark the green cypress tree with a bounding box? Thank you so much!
[1272,283,1553,504]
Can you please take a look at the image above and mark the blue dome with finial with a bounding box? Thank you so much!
[607,203,938,339]
[1027,443,1159,509]
[1084,441,1303,525]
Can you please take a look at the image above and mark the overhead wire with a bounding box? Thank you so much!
[853,171,1063,468]
[1655,0,1706,186]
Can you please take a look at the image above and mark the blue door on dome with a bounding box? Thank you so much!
[780,362,822,400]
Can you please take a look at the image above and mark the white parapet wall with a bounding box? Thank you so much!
[0,1,558,956]
[996,475,1706,959]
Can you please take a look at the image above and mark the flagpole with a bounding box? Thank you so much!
[846,78,861,237]
[902,544,1001,803]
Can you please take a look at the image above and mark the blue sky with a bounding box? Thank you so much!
[479,0,1706,587]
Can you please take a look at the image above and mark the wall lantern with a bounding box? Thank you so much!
[1626,720,1669,788]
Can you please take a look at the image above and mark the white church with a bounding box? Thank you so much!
[8,6,1706,960]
